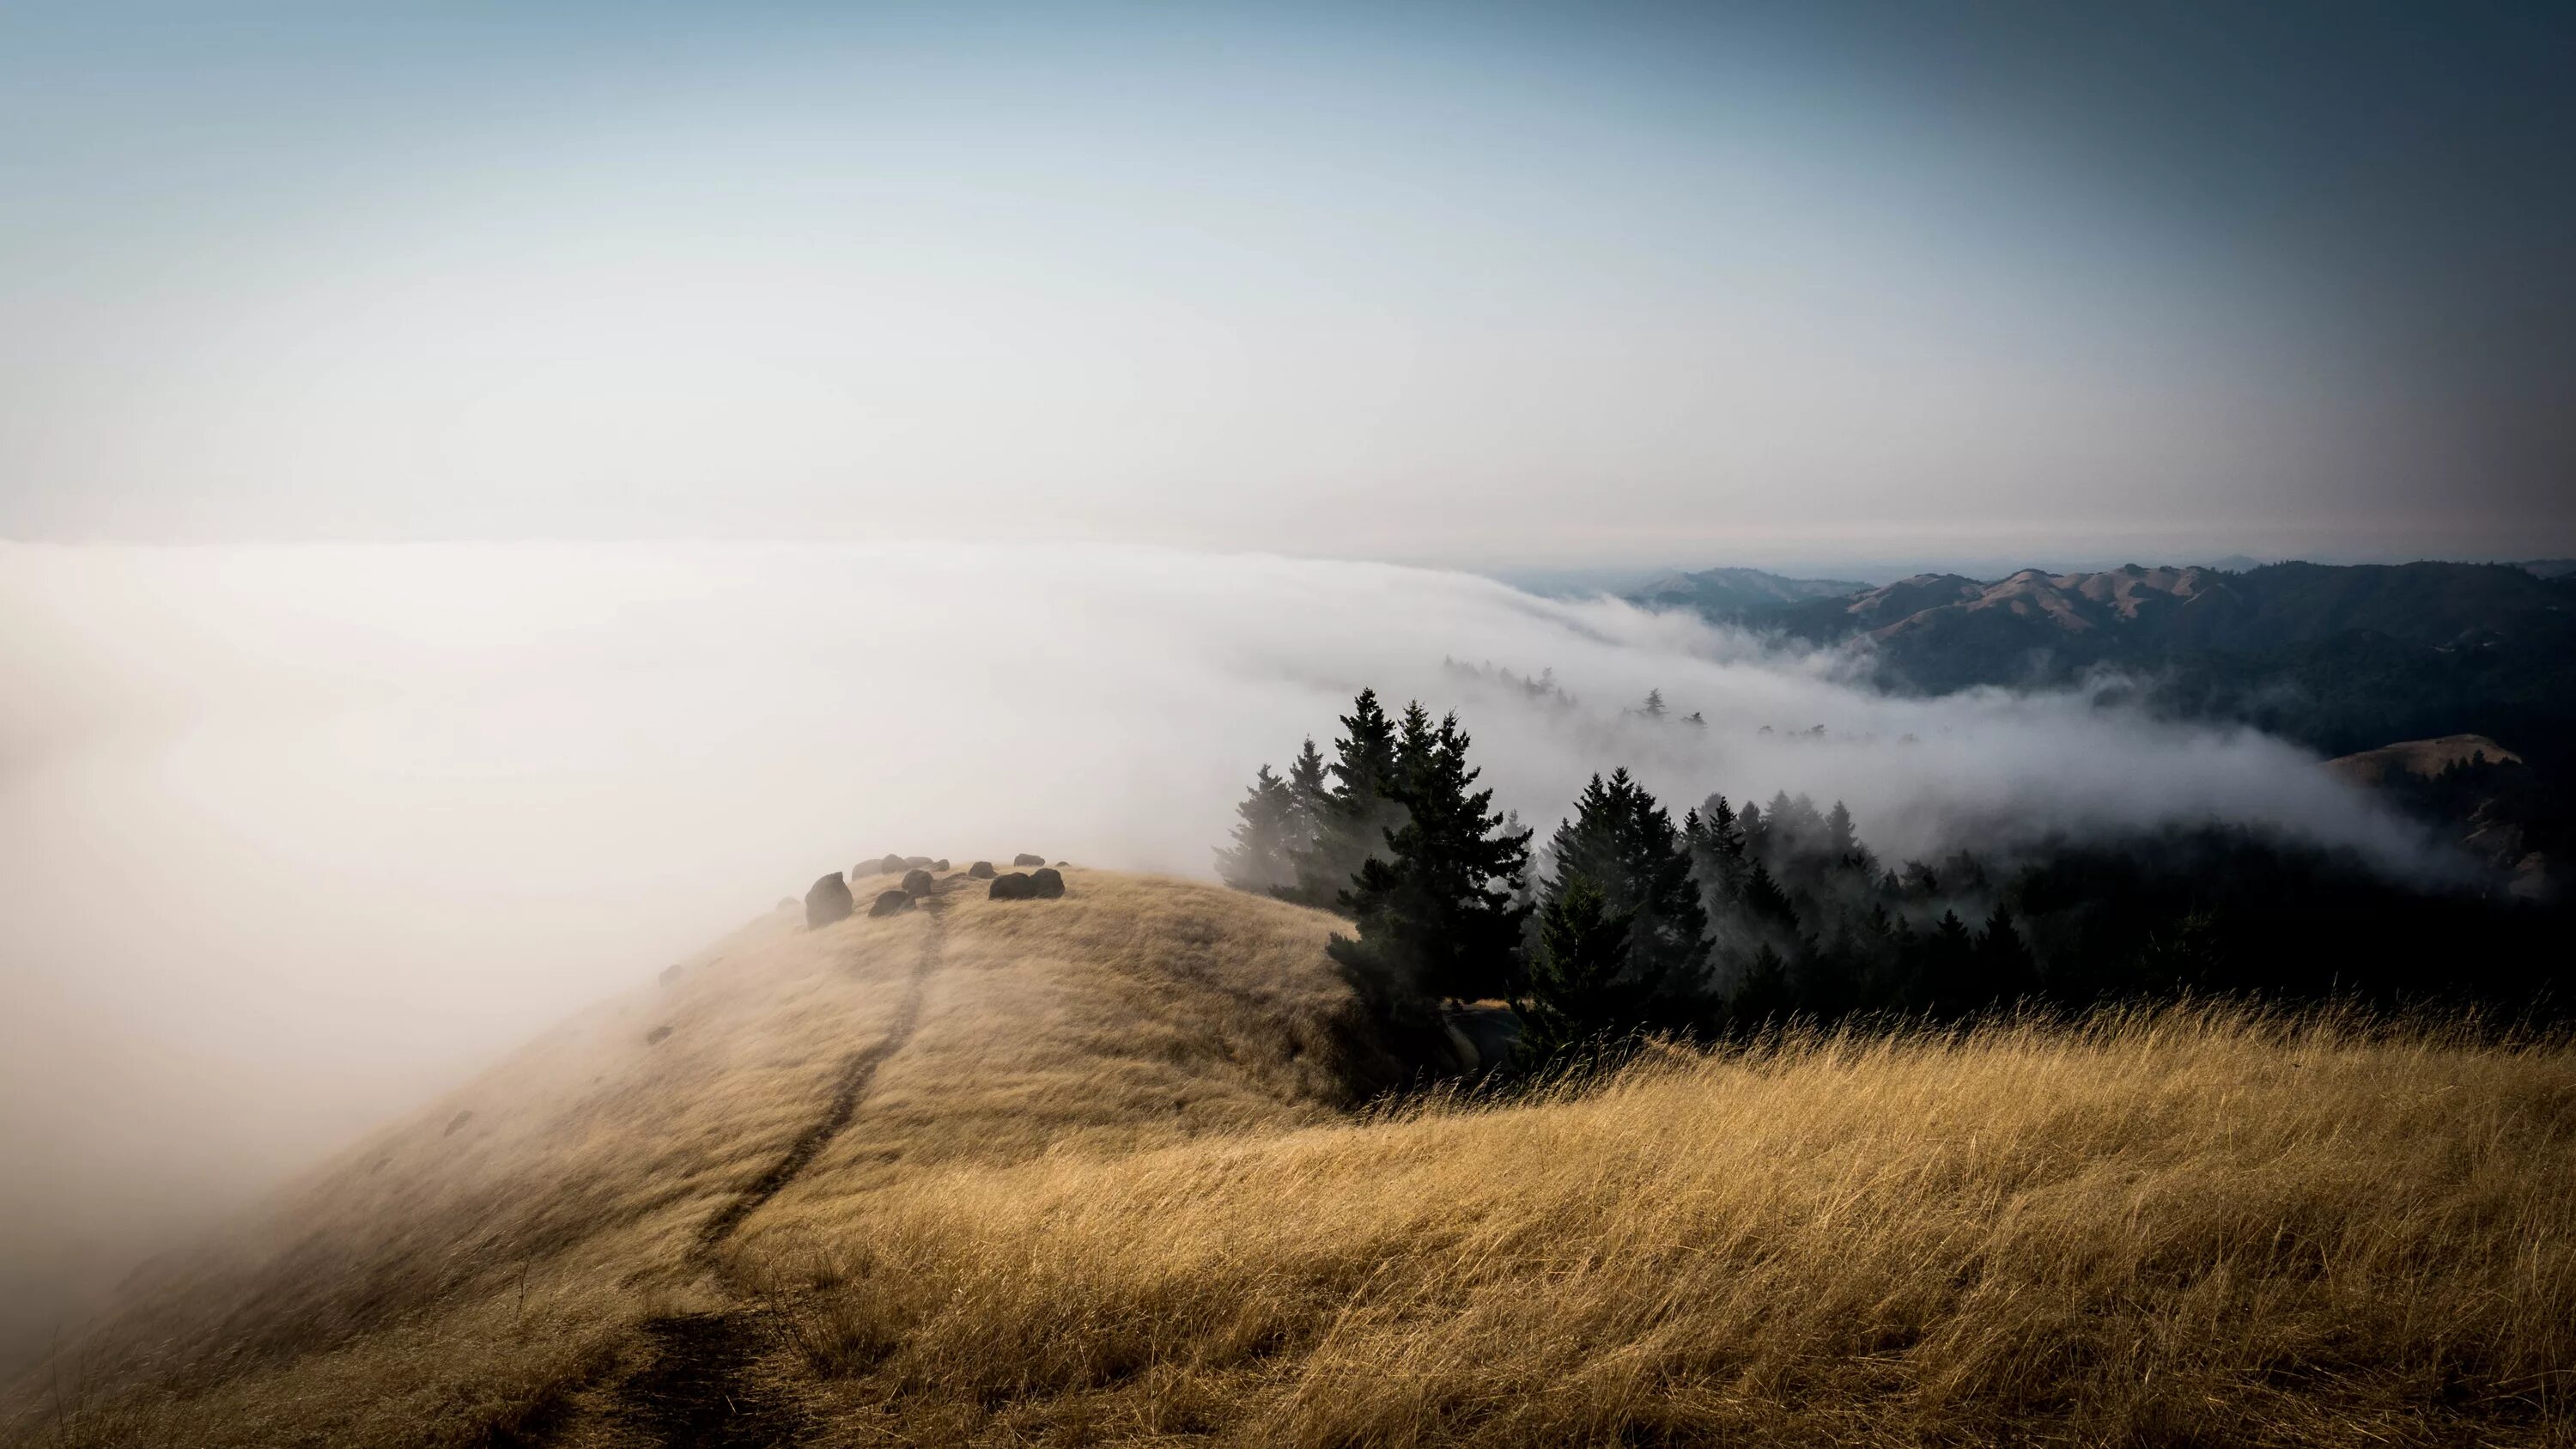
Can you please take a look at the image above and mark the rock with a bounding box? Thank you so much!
[659,963,683,987]
[988,872,1035,900]
[932,859,951,872]
[805,874,854,929]
[1029,867,1065,898]
[1054,860,1068,867]
[901,868,936,895]
[874,854,908,874]
[1014,853,1046,868]
[869,889,914,917]
[776,897,797,910]
[645,1025,673,1045]
[968,860,995,879]
[905,855,933,868]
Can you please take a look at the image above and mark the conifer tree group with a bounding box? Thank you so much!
[1218,689,2053,1062]
[1224,682,2576,1056]
[1322,704,1532,1014]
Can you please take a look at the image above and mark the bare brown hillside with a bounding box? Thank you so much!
[2324,733,2524,786]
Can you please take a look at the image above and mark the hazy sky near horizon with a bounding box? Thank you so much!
[4,2,2571,565]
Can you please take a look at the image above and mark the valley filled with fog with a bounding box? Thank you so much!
[0,539,2454,1357]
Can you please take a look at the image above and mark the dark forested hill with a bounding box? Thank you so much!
[1642,560,2576,751]
[1642,561,2576,863]
[1743,562,2572,685]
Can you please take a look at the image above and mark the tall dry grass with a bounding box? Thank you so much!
[10,872,2573,1447]
[747,1008,2576,1446]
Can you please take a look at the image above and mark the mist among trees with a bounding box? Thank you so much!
[1223,689,2570,1063]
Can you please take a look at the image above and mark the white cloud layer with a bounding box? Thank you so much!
[0,540,2439,1354]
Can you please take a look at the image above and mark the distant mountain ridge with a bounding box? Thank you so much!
[1630,565,1872,615]
[1759,561,2573,682]
[1631,559,2576,765]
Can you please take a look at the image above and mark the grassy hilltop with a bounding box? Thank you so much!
[9,868,2573,1447]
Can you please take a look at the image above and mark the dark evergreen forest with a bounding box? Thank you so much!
[1220,688,2573,1061]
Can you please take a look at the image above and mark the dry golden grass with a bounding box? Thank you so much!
[9,870,2573,1447]
[754,1009,2576,1446]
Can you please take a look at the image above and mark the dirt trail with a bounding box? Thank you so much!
[692,906,945,1254]
[608,1313,801,1449]
[585,904,950,1448]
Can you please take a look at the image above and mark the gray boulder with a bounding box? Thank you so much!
[1029,867,1065,898]
[968,860,995,879]
[901,868,936,896]
[805,874,854,928]
[869,889,915,917]
[932,858,951,872]
[873,854,908,874]
[988,872,1035,900]
[1013,852,1046,868]
[904,855,933,868]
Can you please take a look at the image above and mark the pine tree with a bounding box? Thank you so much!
[1731,942,1793,1026]
[1974,903,2038,1002]
[1911,909,1978,1016]
[1539,770,1711,1025]
[1521,873,1636,1060]
[1685,795,1749,904]
[1825,800,1857,860]
[1285,736,1330,843]
[1641,688,1667,718]
[1327,709,1533,1012]
[1215,765,1299,893]
[1283,690,1408,910]
[1740,860,1799,932]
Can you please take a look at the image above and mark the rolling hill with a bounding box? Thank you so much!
[9,868,2575,1447]
[1746,560,2576,687]
[1641,561,2576,770]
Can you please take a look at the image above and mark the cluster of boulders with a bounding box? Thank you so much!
[805,849,1068,926]
[989,867,1064,900]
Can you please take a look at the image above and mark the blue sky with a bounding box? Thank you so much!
[3,2,2568,564]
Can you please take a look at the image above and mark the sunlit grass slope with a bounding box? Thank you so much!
[763,1011,2576,1446]
[10,870,2573,1448]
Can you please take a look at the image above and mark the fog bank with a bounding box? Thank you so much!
[0,540,2435,1364]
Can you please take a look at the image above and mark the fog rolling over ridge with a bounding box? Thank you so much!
[0,539,2439,1361]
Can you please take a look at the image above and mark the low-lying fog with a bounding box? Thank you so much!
[0,540,2437,1365]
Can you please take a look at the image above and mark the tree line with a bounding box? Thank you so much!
[1223,689,2570,1062]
